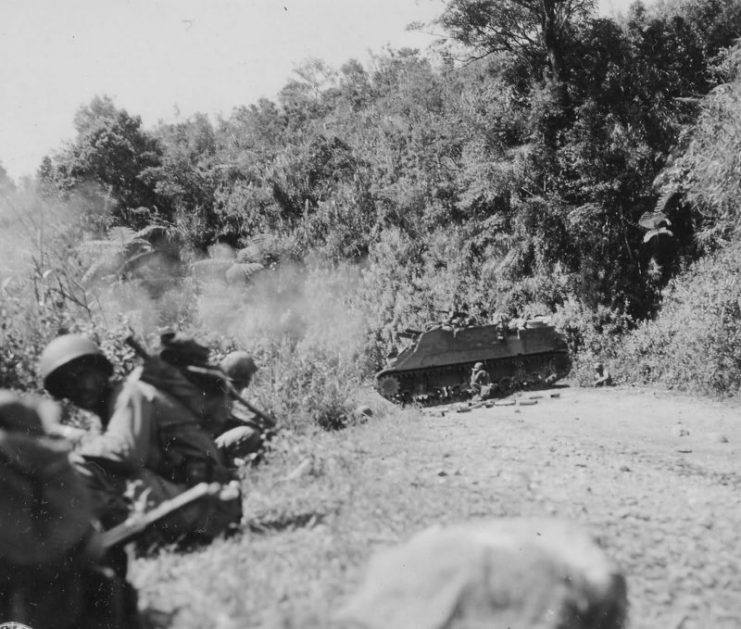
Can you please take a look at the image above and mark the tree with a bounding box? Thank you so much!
[51,96,166,229]
[147,114,222,250]
[439,0,595,96]
[655,0,741,58]
[0,161,14,194]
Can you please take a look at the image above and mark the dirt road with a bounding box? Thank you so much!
[413,385,741,628]
[133,384,741,628]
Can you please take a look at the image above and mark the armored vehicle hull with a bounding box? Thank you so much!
[376,321,570,402]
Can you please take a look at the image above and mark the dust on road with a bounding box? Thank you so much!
[412,385,741,629]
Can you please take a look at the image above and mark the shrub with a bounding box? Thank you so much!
[197,261,372,431]
[552,297,635,385]
[611,240,741,395]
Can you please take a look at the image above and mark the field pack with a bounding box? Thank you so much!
[131,333,232,436]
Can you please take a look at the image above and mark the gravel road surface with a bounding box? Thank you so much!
[415,385,741,628]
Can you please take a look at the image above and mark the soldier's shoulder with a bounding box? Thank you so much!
[116,376,160,404]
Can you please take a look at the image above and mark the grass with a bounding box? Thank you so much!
[131,407,407,629]
[130,397,517,628]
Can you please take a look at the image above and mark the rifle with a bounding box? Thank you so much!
[186,364,277,430]
[100,481,222,549]
[125,335,277,431]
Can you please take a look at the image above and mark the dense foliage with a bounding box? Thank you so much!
[3,0,741,418]
[610,240,741,395]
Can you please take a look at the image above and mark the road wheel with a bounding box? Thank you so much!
[377,375,401,400]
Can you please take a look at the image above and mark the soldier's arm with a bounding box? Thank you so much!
[77,382,152,473]
[48,423,88,446]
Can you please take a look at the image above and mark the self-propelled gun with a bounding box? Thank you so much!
[376,318,570,402]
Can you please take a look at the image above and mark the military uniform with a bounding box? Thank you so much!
[38,334,242,544]
[470,363,492,397]
[215,351,266,462]
[73,376,241,539]
[593,363,613,387]
[0,390,140,629]
[135,349,266,465]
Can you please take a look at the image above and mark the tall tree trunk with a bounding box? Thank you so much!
[540,0,570,110]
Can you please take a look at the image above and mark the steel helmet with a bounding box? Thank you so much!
[220,351,258,384]
[38,334,113,398]
[473,362,484,371]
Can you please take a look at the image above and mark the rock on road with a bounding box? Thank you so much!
[413,385,741,629]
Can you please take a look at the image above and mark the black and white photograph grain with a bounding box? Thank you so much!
[1,0,740,627]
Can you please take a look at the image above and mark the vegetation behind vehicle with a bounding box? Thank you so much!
[3,0,741,419]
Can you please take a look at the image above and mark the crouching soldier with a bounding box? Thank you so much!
[0,390,140,628]
[128,335,272,466]
[470,362,494,400]
[593,362,613,387]
[217,350,270,463]
[38,334,242,545]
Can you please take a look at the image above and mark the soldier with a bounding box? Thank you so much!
[221,350,258,391]
[493,312,510,341]
[0,390,140,628]
[593,362,613,387]
[38,334,241,543]
[447,309,475,328]
[216,350,266,462]
[470,362,492,398]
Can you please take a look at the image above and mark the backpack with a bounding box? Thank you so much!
[134,333,232,437]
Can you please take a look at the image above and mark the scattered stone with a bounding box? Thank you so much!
[708,432,729,444]
[355,405,374,418]
[336,518,627,629]
[619,465,631,472]
[285,458,312,480]
[673,427,690,437]
[437,470,448,477]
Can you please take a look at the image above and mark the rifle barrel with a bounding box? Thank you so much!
[186,365,277,430]
[100,482,219,549]
[126,336,278,431]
